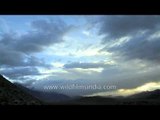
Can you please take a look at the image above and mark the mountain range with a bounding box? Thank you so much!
[14,83,71,103]
[65,90,160,105]
[0,74,160,105]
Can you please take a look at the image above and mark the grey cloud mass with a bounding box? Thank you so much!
[99,16,160,62]
[107,34,160,62]
[0,44,25,66]
[1,19,69,54]
[1,67,40,78]
[99,16,160,40]
[0,19,69,67]
[64,62,110,69]
[16,23,66,53]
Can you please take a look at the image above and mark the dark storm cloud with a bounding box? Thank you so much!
[64,62,110,69]
[99,16,160,62]
[99,16,160,41]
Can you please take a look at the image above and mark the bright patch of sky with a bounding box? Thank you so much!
[88,81,160,97]
[28,16,112,69]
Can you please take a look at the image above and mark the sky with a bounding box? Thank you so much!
[0,15,160,97]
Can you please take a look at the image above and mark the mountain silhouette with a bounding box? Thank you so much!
[63,90,160,105]
[128,89,160,99]
[0,74,42,105]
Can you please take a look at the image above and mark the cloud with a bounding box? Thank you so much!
[64,62,112,69]
[0,44,25,66]
[0,46,50,68]
[19,79,37,88]
[98,16,160,62]
[117,82,160,96]
[0,67,40,79]
[105,31,160,62]
[99,16,160,41]
[0,19,69,54]
[24,56,51,68]
[0,18,70,68]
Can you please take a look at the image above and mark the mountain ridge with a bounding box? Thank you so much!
[1,74,160,105]
[65,89,160,105]
[0,74,42,105]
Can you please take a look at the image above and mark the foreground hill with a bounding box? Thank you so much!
[0,75,42,105]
